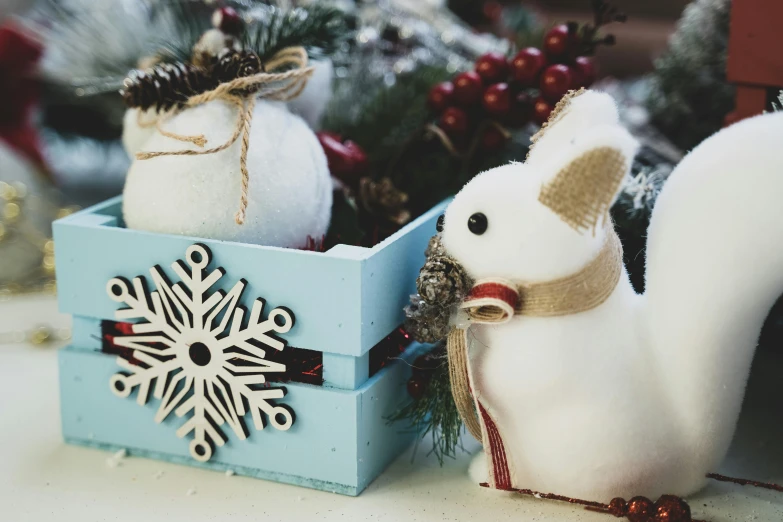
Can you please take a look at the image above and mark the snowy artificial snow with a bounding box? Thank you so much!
[106,243,296,462]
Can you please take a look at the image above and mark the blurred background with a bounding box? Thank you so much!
[0,0,741,297]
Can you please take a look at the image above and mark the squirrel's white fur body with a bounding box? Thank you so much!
[443,91,783,500]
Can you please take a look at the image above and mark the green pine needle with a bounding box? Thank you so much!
[245,5,353,67]
[387,352,464,465]
[324,65,452,163]
[150,0,213,65]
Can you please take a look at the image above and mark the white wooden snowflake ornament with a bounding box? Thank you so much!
[106,244,295,462]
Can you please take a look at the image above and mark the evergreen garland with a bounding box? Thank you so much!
[245,5,353,65]
[323,64,534,219]
[645,0,734,151]
[386,346,464,464]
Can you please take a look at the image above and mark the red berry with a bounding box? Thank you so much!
[573,56,596,88]
[508,91,533,127]
[475,52,509,84]
[481,126,508,151]
[532,96,554,125]
[452,71,484,106]
[482,83,512,116]
[212,7,243,35]
[509,47,546,87]
[439,107,469,135]
[543,24,580,62]
[407,376,427,399]
[428,82,454,113]
[316,132,369,183]
[540,64,573,102]
[115,322,135,335]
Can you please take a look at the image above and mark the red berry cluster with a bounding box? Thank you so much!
[428,24,596,149]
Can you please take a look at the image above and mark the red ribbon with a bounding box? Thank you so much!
[465,281,519,311]
[0,22,44,167]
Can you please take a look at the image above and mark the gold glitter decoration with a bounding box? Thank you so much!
[0,181,13,199]
[56,206,78,219]
[29,326,51,345]
[42,254,56,274]
[3,202,20,222]
[0,179,77,297]
[0,325,72,347]
[11,182,27,199]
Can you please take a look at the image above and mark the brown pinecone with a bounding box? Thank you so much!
[404,294,452,344]
[121,62,217,112]
[358,177,411,226]
[425,234,447,258]
[213,50,263,84]
[417,255,472,306]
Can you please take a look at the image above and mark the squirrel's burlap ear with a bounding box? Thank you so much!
[538,146,628,234]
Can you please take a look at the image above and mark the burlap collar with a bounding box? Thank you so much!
[460,225,624,324]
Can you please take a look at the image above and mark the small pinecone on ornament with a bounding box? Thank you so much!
[213,50,263,84]
[404,294,452,344]
[121,62,216,112]
[417,254,472,306]
[358,177,411,226]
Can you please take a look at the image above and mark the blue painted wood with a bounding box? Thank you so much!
[59,344,419,495]
[54,197,448,357]
[70,316,102,352]
[323,352,369,390]
[54,195,445,494]
[360,204,443,351]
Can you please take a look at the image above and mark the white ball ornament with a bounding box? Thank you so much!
[440,90,783,501]
[286,59,334,129]
[121,108,157,156]
[123,99,332,248]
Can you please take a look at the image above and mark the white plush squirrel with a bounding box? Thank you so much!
[440,89,783,501]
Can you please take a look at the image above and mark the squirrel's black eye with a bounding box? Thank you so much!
[468,213,488,235]
[436,214,445,232]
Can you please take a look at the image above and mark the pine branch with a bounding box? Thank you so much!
[645,0,734,150]
[386,346,464,465]
[325,65,452,165]
[148,0,214,65]
[245,5,353,66]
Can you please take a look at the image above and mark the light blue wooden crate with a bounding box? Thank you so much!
[54,196,446,495]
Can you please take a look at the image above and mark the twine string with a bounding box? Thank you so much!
[134,47,314,225]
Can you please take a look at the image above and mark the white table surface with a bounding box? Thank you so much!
[2,295,783,522]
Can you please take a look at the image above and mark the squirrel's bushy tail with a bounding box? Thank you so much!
[643,111,783,473]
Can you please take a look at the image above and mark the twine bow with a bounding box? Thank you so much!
[447,224,624,442]
[135,47,315,225]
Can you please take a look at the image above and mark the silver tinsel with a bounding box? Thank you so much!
[404,294,452,344]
